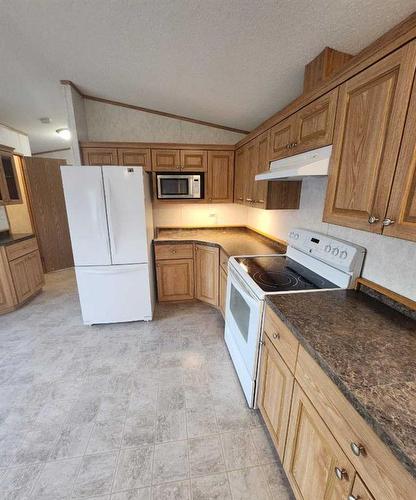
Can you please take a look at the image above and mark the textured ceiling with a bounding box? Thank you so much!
[0,0,415,152]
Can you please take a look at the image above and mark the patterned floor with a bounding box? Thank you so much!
[0,269,293,499]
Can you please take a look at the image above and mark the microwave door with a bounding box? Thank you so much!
[157,175,192,198]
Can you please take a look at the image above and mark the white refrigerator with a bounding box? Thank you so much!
[61,165,155,325]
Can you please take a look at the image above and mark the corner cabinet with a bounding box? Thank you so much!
[194,244,219,306]
[323,42,416,237]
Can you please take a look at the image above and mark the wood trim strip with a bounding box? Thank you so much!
[355,277,416,310]
[235,11,416,148]
[60,80,249,135]
[32,147,71,156]
[79,141,235,151]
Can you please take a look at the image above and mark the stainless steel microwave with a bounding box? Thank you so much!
[156,174,202,199]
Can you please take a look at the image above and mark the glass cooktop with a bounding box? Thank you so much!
[235,255,338,292]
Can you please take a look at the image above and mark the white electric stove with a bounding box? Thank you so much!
[224,228,366,408]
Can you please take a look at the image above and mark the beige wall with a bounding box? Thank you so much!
[33,148,74,165]
[84,100,246,144]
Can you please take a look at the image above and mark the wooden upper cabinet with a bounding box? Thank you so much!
[194,244,219,306]
[180,150,207,171]
[269,116,296,161]
[258,335,294,460]
[118,148,151,171]
[151,149,181,171]
[245,140,258,204]
[294,87,338,154]
[206,151,234,203]
[323,42,416,233]
[234,147,246,204]
[252,131,269,208]
[82,147,118,165]
[284,383,355,500]
[0,149,21,205]
[382,72,416,242]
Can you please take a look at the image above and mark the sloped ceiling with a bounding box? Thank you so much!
[0,0,415,152]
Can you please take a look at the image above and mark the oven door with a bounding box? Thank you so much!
[225,265,263,378]
[157,174,195,199]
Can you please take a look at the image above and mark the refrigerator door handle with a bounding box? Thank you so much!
[105,180,117,257]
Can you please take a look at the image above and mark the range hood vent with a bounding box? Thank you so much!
[255,145,332,181]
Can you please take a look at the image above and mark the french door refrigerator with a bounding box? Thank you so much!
[61,165,155,325]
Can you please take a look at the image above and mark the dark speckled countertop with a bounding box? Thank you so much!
[0,231,34,246]
[266,290,416,478]
[154,227,286,256]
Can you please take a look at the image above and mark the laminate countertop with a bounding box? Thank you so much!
[266,289,416,478]
[154,227,286,256]
[0,232,34,247]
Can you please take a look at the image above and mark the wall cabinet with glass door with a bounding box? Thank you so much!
[0,146,22,205]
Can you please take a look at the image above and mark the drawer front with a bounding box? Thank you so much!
[6,238,38,262]
[263,305,299,373]
[296,346,416,500]
[220,248,228,273]
[155,243,194,260]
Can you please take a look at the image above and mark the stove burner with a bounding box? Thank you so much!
[252,270,300,289]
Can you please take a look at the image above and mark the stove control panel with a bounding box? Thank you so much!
[288,229,366,273]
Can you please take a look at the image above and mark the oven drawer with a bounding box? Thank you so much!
[263,304,299,373]
[155,243,194,260]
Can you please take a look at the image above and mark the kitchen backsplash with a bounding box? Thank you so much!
[0,206,10,232]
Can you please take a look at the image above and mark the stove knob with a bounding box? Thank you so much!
[294,233,300,240]
[324,244,331,253]
[332,247,339,256]
[289,232,294,238]
[340,250,348,260]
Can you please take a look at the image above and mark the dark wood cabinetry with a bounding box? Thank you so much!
[0,146,21,205]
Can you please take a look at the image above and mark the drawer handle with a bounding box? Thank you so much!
[334,467,348,481]
[272,333,280,340]
[350,442,365,456]
[348,495,360,500]
[171,249,177,254]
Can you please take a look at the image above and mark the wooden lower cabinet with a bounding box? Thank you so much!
[156,258,194,301]
[284,383,355,499]
[219,267,227,317]
[9,250,44,303]
[258,335,294,459]
[194,244,219,306]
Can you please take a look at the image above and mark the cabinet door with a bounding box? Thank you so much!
[151,149,181,171]
[349,475,374,500]
[294,88,338,154]
[323,42,416,232]
[194,244,219,306]
[82,148,118,165]
[284,383,355,500]
[118,148,151,171]
[258,335,294,459]
[382,73,416,242]
[219,267,227,318]
[269,116,296,161]
[252,131,269,208]
[234,147,247,204]
[25,250,45,292]
[207,151,234,203]
[0,153,21,204]
[180,150,207,171]
[156,258,194,301]
[0,252,16,312]
[245,139,258,204]
[9,255,33,303]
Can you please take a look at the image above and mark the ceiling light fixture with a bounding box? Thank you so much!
[56,128,71,140]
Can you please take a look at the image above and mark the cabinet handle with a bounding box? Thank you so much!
[259,340,265,346]
[176,165,181,169]
[285,144,290,149]
[237,197,243,201]
[272,333,280,340]
[348,495,359,500]
[368,215,379,224]
[350,442,365,456]
[171,249,176,254]
[246,198,253,202]
[334,467,348,481]
[382,218,395,226]
[257,200,264,203]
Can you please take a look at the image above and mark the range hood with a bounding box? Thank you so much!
[255,145,332,181]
